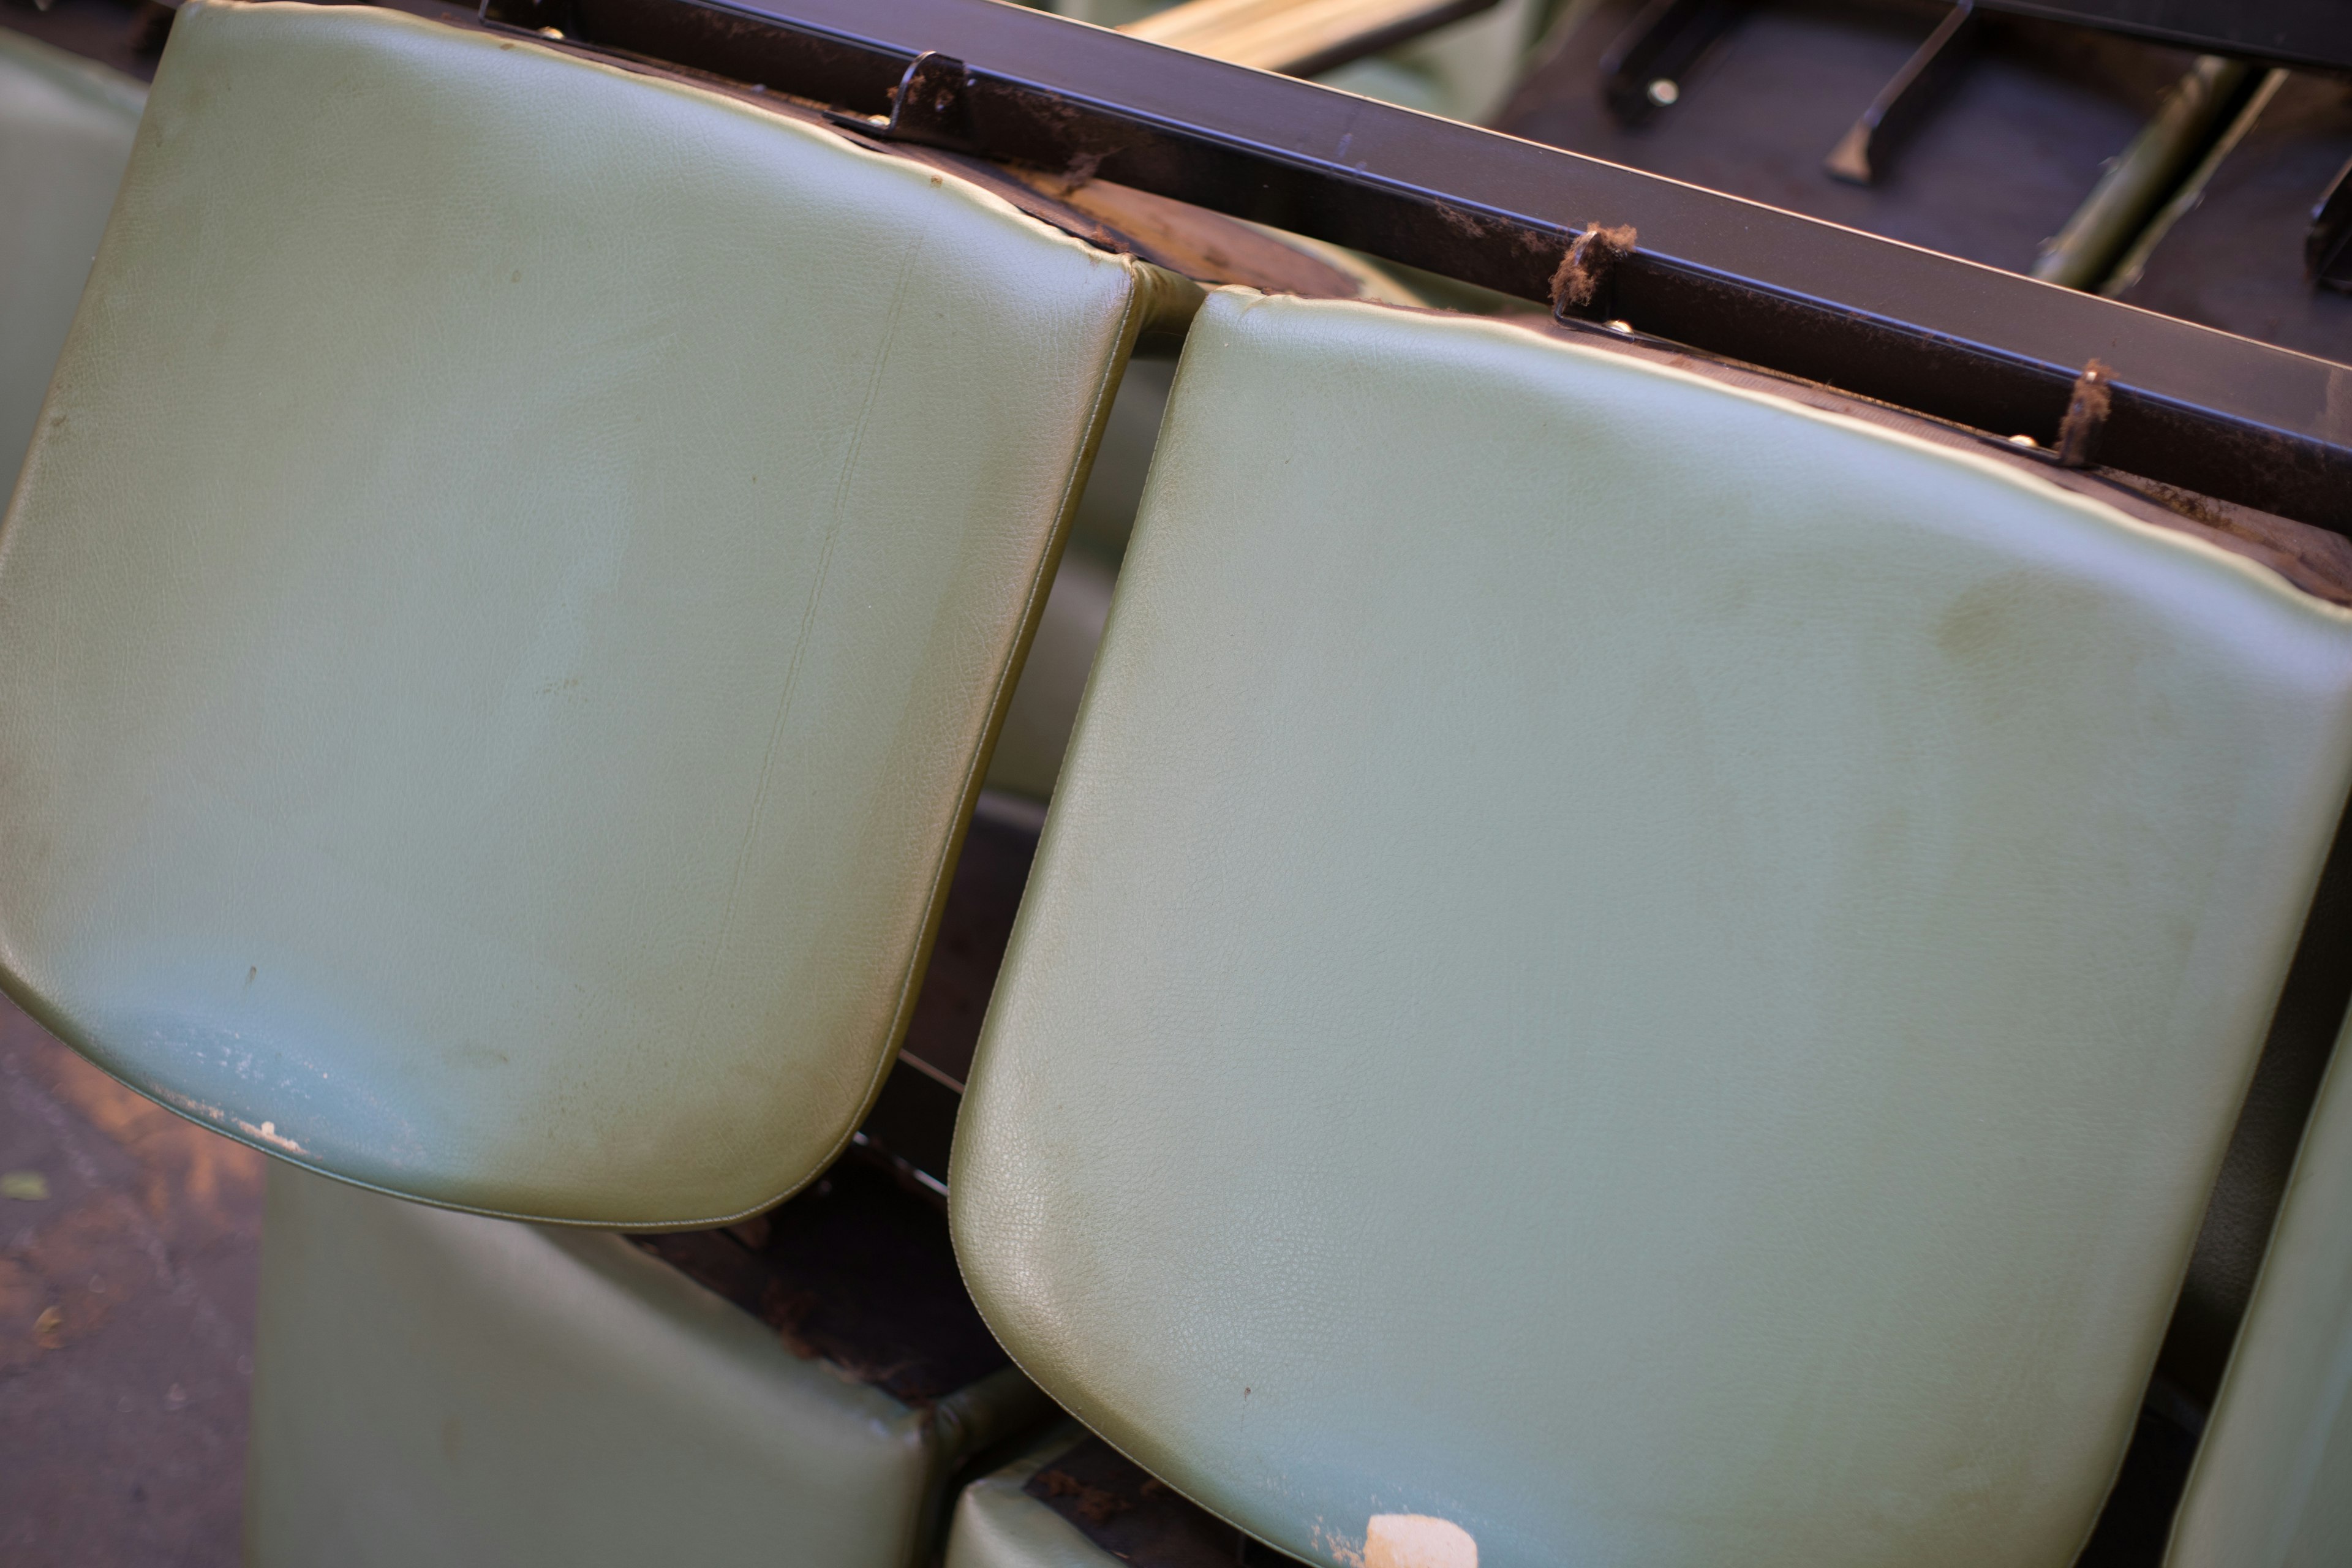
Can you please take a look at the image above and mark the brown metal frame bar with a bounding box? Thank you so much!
[480,0,2352,533]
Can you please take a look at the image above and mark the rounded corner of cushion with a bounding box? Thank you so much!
[946,1200,1076,1425]
[0,958,74,1058]
[943,1091,1015,1245]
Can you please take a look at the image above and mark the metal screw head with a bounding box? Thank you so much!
[1646,79,1680,108]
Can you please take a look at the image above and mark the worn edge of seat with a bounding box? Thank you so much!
[356,0,1362,316]
[1501,308,2352,608]
[944,284,2352,1567]
[0,0,1202,1231]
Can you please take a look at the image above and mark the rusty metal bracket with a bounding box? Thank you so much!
[2054,359,2113,467]
[826,50,974,149]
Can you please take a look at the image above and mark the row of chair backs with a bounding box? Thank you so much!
[4,6,2348,1565]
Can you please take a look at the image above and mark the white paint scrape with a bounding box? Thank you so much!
[1365,1513,1477,1568]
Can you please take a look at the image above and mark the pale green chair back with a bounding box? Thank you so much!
[952,289,2352,1568]
[0,0,1173,1226]
[2165,1009,2352,1568]
[1,29,143,477]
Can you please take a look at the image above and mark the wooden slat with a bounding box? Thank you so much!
[1118,0,1474,76]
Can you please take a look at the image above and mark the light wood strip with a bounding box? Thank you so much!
[1119,0,1466,75]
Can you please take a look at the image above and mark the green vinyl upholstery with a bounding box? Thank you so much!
[0,29,143,477]
[2165,1011,2352,1568]
[0,1,1167,1225]
[945,1429,1121,1568]
[952,290,2352,1568]
[248,1161,1050,1568]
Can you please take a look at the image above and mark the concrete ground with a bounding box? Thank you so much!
[0,994,262,1566]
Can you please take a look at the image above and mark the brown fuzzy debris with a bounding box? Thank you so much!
[2056,358,2113,468]
[1036,1468,1132,1526]
[1551,223,1638,314]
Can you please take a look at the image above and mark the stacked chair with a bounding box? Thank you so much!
[2,4,2349,1566]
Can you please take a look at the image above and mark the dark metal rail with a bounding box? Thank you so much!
[1984,0,2352,74]
[481,0,2351,531]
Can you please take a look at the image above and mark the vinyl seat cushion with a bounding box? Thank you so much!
[0,0,1156,1225]
[248,1162,1049,1568]
[948,1428,1293,1568]
[951,290,2352,1568]
[944,1429,1127,1568]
